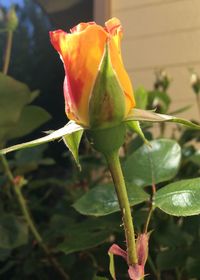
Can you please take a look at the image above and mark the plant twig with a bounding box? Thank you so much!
[105,151,138,265]
[3,30,13,74]
[144,183,156,234]
[0,154,69,280]
[144,207,154,234]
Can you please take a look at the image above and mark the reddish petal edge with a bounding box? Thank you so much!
[49,29,68,53]
[70,21,96,33]
[105,17,122,36]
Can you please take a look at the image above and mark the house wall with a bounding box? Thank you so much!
[111,0,200,121]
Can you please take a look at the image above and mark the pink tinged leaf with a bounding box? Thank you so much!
[136,233,150,266]
[128,264,144,280]
[108,244,127,261]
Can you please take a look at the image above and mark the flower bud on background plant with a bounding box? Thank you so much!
[6,6,18,31]
[190,72,200,95]
[154,69,171,92]
[49,18,135,129]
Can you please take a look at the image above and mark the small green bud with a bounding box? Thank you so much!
[89,43,126,129]
[6,6,18,31]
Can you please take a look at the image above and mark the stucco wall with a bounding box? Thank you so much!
[111,0,200,120]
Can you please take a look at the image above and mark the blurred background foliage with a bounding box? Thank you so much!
[0,0,93,158]
[0,1,200,280]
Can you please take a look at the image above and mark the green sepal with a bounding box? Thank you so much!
[86,123,126,155]
[108,252,116,280]
[0,121,84,154]
[126,120,150,146]
[62,129,83,170]
[125,108,200,130]
[89,42,125,129]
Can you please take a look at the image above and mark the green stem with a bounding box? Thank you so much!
[144,207,154,234]
[196,94,200,119]
[3,30,13,74]
[15,187,69,280]
[144,183,156,233]
[105,150,138,265]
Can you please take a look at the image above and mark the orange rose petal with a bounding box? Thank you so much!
[51,25,108,126]
[105,18,135,116]
[105,17,122,36]
[49,29,68,55]
[109,39,135,116]
[70,22,95,33]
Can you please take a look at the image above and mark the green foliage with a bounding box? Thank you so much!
[1,67,200,279]
[0,214,28,249]
[123,139,181,187]
[0,73,51,145]
[56,215,119,255]
[155,178,200,216]
[93,276,108,280]
[13,145,55,174]
[73,183,149,216]
[7,105,51,140]
[1,4,200,278]
[134,86,148,109]
[156,248,187,270]
[63,129,83,169]
[148,90,171,113]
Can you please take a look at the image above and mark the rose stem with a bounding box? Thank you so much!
[105,150,138,265]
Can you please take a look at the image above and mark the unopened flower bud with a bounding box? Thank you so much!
[50,18,135,129]
[6,6,18,31]
[190,72,200,95]
[154,69,171,92]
